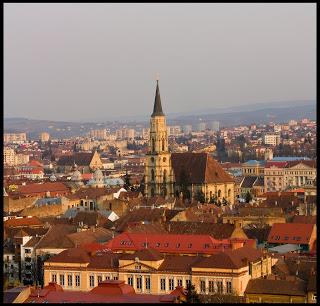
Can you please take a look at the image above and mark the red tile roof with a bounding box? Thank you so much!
[265,161,288,168]
[90,280,135,295]
[100,232,255,255]
[268,223,315,245]
[4,216,44,228]
[14,182,70,196]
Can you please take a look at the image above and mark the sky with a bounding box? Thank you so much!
[4,3,316,122]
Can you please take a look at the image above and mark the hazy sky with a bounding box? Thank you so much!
[4,3,316,121]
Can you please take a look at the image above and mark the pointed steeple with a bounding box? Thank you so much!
[151,80,165,117]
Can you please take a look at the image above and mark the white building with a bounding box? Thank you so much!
[4,132,27,144]
[263,133,281,146]
[4,147,16,166]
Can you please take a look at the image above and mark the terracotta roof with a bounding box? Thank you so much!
[67,228,114,246]
[120,248,164,261]
[193,246,263,269]
[90,280,135,295]
[47,248,91,263]
[36,224,77,249]
[245,278,307,296]
[265,161,288,168]
[57,152,94,166]
[13,182,70,196]
[171,153,234,184]
[88,253,120,269]
[23,236,41,247]
[4,216,44,228]
[65,187,113,200]
[72,211,110,227]
[268,223,315,245]
[104,232,234,255]
[158,255,203,272]
[285,160,316,168]
[166,222,241,239]
[292,215,316,224]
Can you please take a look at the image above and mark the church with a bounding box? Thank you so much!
[144,80,235,205]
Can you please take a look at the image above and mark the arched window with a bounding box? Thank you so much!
[163,187,167,197]
[162,139,165,151]
[218,190,221,198]
[210,191,213,200]
[151,169,155,181]
[152,138,155,152]
[163,169,167,183]
[151,188,155,197]
[228,189,231,197]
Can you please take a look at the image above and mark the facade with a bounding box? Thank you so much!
[242,160,265,177]
[90,129,107,140]
[4,147,16,166]
[263,133,281,146]
[4,132,27,144]
[40,132,50,142]
[43,246,271,296]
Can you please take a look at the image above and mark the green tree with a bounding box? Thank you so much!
[185,283,201,303]
[195,190,206,203]
[245,191,252,203]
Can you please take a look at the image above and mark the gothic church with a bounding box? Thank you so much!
[144,81,235,204]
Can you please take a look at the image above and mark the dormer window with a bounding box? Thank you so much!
[176,243,180,248]
[188,243,192,248]
[156,242,160,247]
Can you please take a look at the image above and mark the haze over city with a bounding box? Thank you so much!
[4,3,316,122]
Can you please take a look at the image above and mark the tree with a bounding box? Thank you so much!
[185,283,200,303]
[245,191,252,203]
[195,190,205,204]
[124,171,131,190]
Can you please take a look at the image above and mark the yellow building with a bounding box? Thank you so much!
[44,246,271,296]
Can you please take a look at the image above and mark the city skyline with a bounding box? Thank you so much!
[4,3,316,121]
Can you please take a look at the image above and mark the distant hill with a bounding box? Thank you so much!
[4,100,316,138]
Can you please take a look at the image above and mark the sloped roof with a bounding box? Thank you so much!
[171,153,234,184]
[14,182,70,196]
[245,278,306,296]
[67,228,114,246]
[57,152,95,166]
[158,255,203,272]
[36,224,77,249]
[292,215,316,224]
[268,223,315,245]
[151,80,164,117]
[120,248,164,261]
[47,248,91,263]
[241,176,258,188]
[4,216,44,228]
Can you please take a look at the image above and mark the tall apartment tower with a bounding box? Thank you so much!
[144,80,174,198]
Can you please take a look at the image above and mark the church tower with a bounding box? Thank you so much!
[145,80,174,198]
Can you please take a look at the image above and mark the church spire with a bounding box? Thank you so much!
[151,79,164,117]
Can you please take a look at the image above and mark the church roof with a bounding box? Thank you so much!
[171,153,234,184]
[151,80,164,117]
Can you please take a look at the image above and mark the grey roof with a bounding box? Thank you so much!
[151,80,164,117]
[241,176,258,188]
[268,244,302,254]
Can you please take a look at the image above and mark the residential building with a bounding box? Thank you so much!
[263,133,281,146]
[40,132,50,142]
[4,132,27,144]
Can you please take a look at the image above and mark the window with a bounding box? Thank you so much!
[25,248,31,254]
[128,275,133,286]
[135,264,141,270]
[209,281,214,293]
[156,242,160,247]
[89,275,95,287]
[188,243,192,248]
[145,276,151,291]
[59,274,65,286]
[169,278,174,291]
[160,278,166,291]
[226,281,232,294]
[137,276,142,290]
[151,169,155,181]
[176,243,180,248]
[97,275,102,284]
[68,274,73,287]
[75,275,80,287]
[177,279,183,287]
[200,280,206,293]
[105,275,110,280]
[218,190,221,198]
[204,243,210,249]
[113,276,118,280]
[186,279,191,289]
[312,294,317,301]
[217,281,223,294]
[52,274,57,283]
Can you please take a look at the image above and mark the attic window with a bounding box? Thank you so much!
[284,237,289,240]
[156,243,160,247]
[204,244,210,249]
[188,243,192,248]
[164,243,169,247]
[176,243,180,248]
[120,241,125,245]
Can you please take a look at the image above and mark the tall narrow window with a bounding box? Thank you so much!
[128,275,133,287]
[218,190,221,198]
[226,281,232,294]
[59,274,65,286]
[52,274,57,283]
[68,274,73,287]
[89,275,95,287]
[163,169,167,183]
[145,276,151,291]
[151,188,155,197]
[200,280,206,293]
[169,278,174,290]
[160,278,166,291]
[97,275,102,284]
[151,169,155,181]
[75,275,80,287]
[152,138,155,152]
[217,281,223,294]
[162,139,165,151]
[136,276,142,290]
[209,281,214,293]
